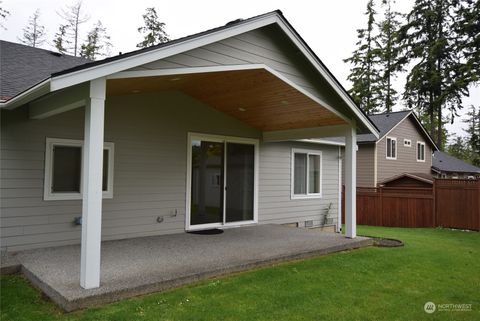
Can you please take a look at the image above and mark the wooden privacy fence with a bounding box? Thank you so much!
[342,179,480,230]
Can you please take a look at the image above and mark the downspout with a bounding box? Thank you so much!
[337,146,342,233]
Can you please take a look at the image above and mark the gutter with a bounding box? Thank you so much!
[0,79,51,110]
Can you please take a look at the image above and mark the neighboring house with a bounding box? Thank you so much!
[432,151,480,179]
[0,11,378,289]
[318,110,438,187]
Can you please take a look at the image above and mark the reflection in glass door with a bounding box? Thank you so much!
[190,140,224,225]
[189,136,256,229]
[225,143,254,222]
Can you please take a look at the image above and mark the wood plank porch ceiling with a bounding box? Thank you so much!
[106,69,346,131]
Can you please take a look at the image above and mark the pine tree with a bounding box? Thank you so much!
[463,105,480,166]
[137,7,170,48]
[447,135,470,162]
[0,1,10,30]
[18,9,46,47]
[375,0,404,112]
[454,0,480,86]
[398,0,469,150]
[344,0,383,114]
[80,21,112,60]
[58,0,90,56]
[52,25,70,54]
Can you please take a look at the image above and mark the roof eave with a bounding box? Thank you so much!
[0,79,51,110]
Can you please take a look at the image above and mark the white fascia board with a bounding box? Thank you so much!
[0,79,51,110]
[50,14,279,91]
[274,16,378,138]
[297,139,345,147]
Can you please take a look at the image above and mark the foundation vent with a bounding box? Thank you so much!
[304,220,314,228]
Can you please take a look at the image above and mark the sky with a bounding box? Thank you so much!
[1,0,478,140]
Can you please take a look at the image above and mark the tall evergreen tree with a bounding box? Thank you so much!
[398,0,469,150]
[52,24,70,54]
[454,0,480,86]
[58,0,90,56]
[0,1,10,30]
[344,0,383,114]
[18,9,46,47]
[375,0,404,112]
[80,21,112,60]
[447,135,470,162]
[463,105,480,166]
[137,7,170,49]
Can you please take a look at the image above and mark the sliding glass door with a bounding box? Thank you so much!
[188,134,257,230]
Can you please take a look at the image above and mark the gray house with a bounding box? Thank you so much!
[320,110,438,187]
[432,151,480,179]
[0,11,378,289]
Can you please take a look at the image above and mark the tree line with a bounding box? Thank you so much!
[345,0,479,165]
[0,1,170,60]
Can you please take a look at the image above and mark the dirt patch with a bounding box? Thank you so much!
[371,237,404,247]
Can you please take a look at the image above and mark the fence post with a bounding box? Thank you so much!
[379,186,383,226]
[432,179,436,227]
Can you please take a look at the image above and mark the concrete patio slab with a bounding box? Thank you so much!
[15,225,372,311]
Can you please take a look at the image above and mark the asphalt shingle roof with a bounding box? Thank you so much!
[432,151,480,174]
[0,41,89,100]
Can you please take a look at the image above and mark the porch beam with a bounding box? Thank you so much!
[262,124,350,142]
[80,78,106,289]
[344,123,357,238]
[29,83,88,119]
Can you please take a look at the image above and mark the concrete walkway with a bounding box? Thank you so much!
[12,225,371,311]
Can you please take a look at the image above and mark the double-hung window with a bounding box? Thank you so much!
[291,149,322,199]
[386,137,397,160]
[417,141,426,162]
[44,138,114,200]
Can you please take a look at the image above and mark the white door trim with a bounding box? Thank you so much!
[185,132,259,231]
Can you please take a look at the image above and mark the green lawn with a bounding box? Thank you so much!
[1,226,479,321]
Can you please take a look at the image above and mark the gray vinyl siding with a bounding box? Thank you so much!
[1,91,259,251]
[258,142,340,227]
[376,116,433,184]
[129,24,353,120]
[1,91,340,251]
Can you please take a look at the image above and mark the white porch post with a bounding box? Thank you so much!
[344,123,357,238]
[80,78,106,289]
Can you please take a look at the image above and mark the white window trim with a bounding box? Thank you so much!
[404,139,411,147]
[44,138,114,201]
[185,132,259,232]
[416,141,426,162]
[386,137,397,160]
[291,148,322,199]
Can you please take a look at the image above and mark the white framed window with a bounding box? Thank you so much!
[44,138,115,201]
[291,149,322,199]
[386,137,397,160]
[416,141,426,162]
[404,139,411,147]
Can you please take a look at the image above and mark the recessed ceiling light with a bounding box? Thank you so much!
[170,77,182,81]
[238,107,246,112]
[281,100,289,105]
[131,89,141,93]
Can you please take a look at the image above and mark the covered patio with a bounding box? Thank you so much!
[13,225,372,311]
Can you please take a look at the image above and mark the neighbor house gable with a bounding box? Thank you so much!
[376,114,434,183]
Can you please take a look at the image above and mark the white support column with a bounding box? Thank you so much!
[344,123,357,238]
[80,78,106,289]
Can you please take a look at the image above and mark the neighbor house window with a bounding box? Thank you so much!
[417,141,425,162]
[291,149,322,198]
[404,139,411,147]
[386,137,397,160]
[44,138,114,200]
